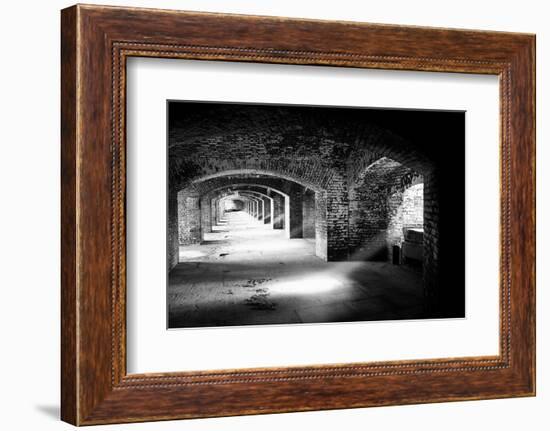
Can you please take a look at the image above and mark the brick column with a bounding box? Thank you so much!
[302,189,316,238]
[167,190,179,270]
[200,196,212,235]
[288,184,304,238]
[270,191,285,230]
[262,196,271,224]
[178,192,201,245]
[315,190,328,261]
[325,171,349,261]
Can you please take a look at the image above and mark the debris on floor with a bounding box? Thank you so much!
[245,291,276,310]
[170,211,424,328]
[242,278,271,288]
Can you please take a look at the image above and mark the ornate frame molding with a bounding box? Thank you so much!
[61,5,535,425]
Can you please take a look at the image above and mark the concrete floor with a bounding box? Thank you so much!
[168,211,425,328]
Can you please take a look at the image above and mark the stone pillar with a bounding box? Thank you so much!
[263,197,271,224]
[178,192,202,245]
[289,185,304,238]
[211,199,217,227]
[315,191,328,261]
[325,171,349,261]
[218,199,224,222]
[167,190,179,270]
[302,189,316,238]
[255,197,263,221]
[200,196,212,237]
[271,191,285,230]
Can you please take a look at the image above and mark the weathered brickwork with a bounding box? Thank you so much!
[302,189,316,238]
[288,185,305,238]
[422,170,441,311]
[167,191,178,271]
[178,194,201,245]
[349,158,410,260]
[270,191,286,231]
[314,191,328,261]
[326,170,350,261]
[386,180,424,255]
[170,156,333,193]
[262,197,272,225]
[200,196,211,235]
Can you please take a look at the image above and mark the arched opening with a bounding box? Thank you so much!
[348,156,425,269]
[387,180,424,267]
[170,173,329,270]
[221,197,245,212]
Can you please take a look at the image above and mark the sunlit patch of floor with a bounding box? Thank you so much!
[169,211,424,328]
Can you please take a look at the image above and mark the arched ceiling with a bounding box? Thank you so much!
[179,173,310,197]
[168,102,458,193]
[168,102,460,157]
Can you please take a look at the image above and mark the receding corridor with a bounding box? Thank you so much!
[168,210,424,328]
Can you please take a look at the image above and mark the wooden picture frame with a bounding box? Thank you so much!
[61,4,535,425]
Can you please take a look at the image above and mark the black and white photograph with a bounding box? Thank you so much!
[167,101,465,328]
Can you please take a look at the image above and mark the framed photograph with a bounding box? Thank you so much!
[61,4,535,425]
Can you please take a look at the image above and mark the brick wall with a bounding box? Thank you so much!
[315,191,328,261]
[270,190,286,231]
[256,198,264,221]
[348,157,424,262]
[423,170,441,311]
[288,184,304,238]
[326,170,349,261]
[177,193,201,245]
[200,196,212,235]
[167,191,178,271]
[386,177,424,257]
[262,197,272,224]
[302,189,316,238]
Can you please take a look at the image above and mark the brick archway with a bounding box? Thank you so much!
[168,172,329,267]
